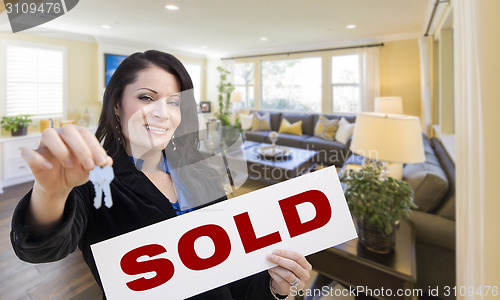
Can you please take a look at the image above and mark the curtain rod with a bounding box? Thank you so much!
[424,0,450,37]
[221,42,384,61]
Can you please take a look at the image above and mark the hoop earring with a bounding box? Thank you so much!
[172,134,177,151]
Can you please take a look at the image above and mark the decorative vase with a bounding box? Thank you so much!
[205,118,221,149]
[40,119,51,132]
[356,217,396,254]
[268,131,279,152]
[11,125,28,136]
[222,126,240,147]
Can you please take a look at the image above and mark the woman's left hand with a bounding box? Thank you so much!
[267,249,312,296]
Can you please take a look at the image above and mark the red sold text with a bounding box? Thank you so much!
[119,190,331,291]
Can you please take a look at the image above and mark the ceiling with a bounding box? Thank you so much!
[0,0,434,58]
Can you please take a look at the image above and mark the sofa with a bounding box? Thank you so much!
[243,110,356,166]
[407,136,455,299]
[342,135,456,299]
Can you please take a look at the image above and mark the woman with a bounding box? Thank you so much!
[11,50,311,299]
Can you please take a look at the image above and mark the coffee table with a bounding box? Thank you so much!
[301,220,417,300]
[226,141,318,184]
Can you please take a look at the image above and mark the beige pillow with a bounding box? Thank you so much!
[314,115,339,141]
[251,112,271,131]
[335,117,355,144]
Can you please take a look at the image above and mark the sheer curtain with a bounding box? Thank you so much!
[454,0,498,290]
[359,46,380,112]
[418,36,432,134]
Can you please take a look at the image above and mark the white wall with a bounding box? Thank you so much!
[205,58,227,116]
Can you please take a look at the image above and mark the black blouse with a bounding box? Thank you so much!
[10,150,273,300]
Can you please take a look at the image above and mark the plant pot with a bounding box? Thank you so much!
[356,217,396,254]
[11,125,28,136]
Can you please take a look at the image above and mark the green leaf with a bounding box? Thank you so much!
[215,67,235,125]
[1,114,33,131]
[342,164,416,233]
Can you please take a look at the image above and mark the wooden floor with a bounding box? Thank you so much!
[0,181,102,300]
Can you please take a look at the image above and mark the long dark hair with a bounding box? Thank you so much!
[95,50,200,167]
[96,50,225,206]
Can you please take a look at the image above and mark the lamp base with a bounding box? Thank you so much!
[387,162,403,180]
[362,158,403,180]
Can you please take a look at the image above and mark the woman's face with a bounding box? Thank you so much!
[115,65,182,155]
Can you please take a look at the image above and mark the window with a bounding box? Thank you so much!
[331,54,360,113]
[184,63,202,103]
[261,57,321,112]
[233,62,254,109]
[3,42,66,118]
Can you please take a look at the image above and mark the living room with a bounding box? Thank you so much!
[0,0,499,299]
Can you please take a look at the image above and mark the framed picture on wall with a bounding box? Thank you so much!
[105,53,128,86]
[200,101,211,113]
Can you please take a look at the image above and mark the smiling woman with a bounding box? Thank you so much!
[11,50,312,299]
[114,67,182,156]
[98,51,199,161]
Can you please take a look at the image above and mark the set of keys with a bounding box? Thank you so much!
[89,165,115,209]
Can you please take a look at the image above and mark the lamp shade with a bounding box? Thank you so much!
[350,112,425,164]
[231,92,242,103]
[374,97,403,114]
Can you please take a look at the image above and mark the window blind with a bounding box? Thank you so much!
[5,44,64,117]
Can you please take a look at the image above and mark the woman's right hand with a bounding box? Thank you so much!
[20,125,113,230]
[22,125,112,195]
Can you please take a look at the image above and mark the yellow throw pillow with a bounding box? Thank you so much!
[251,112,271,131]
[278,118,303,135]
[314,115,339,141]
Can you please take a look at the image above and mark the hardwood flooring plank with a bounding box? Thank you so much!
[0,182,102,300]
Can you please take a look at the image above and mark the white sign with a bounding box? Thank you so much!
[91,166,357,299]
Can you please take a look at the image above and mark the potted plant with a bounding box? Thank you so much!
[214,66,235,127]
[340,164,416,254]
[214,66,241,146]
[1,114,33,136]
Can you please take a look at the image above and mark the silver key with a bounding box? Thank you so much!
[89,165,115,209]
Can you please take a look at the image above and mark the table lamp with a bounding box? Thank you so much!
[231,91,242,103]
[350,112,425,179]
[231,91,242,109]
[374,97,403,114]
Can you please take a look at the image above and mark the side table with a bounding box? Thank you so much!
[302,220,417,299]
